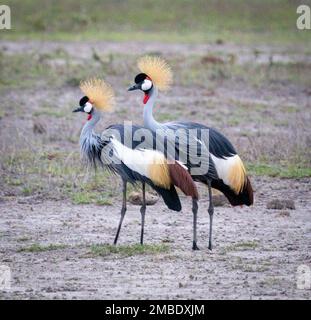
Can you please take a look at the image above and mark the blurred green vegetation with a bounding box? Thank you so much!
[18,243,67,252]
[1,51,311,90]
[1,148,123,203]
[90,243,169,257]
[2,0,310,45]
[247,163,311,178]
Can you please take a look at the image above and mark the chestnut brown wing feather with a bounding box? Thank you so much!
[168,162,199,199]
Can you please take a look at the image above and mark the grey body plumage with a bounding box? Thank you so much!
[130,73,254,250]
[76,107,191,245]
[78,108,182,208]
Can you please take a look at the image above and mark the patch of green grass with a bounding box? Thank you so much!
[96,196,113,206]
[71,192,96,204]
[71,171,116,205]
[156,112,180,122]
[224,99,268,126]
[71,190,114,206]
[0,109,6,119]
[247,163,311,178]
[22,187,33,196]
[116,109,128,117]
[226,117,241,126]
[90,243,169,257]
[5,177,23,186]
[33,110,67,118]
[0,53,57,89]
[234,101,268,111]
[283,105,297,113]
[223,241,259,253]
[18,243,67,253]
[1,147,120,202]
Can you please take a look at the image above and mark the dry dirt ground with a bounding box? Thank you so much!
[0,176,311,300]
[0,40,311,300]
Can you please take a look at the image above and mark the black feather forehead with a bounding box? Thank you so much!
[79,96,89,106]
[134,73,148,84]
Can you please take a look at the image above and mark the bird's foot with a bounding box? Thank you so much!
[192,241,200,251]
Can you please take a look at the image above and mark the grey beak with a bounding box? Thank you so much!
[73,106,83,113]
[128,83,140,91]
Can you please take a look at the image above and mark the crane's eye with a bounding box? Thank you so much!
[141,79,152,91]
[83,102,93,113]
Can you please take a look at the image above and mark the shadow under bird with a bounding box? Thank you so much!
[73,78,199,248]
[128,56,254,250]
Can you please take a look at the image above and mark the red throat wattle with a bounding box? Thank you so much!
[143,93,150,104]
[87,114,92,121]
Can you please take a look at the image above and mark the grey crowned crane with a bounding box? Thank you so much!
[128,56,254,250]
[72,78,200,248]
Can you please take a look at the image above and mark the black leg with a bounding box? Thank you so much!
[192,198,199,250]
[207,180,214,250]
[113,180,127,245]
[140,182,146,245]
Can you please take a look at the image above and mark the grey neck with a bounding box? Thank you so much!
[143,86,162,131]
[80,108,101,139]
[79,108,104,166]
[80,108,101,150]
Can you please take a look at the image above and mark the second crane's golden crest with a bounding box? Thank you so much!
[138,56,172,91]
[80,78,115,111]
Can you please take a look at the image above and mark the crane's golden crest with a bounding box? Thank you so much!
[138,56,173,91]
[80,78,115,111]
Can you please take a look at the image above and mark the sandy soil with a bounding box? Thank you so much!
[0,176,311,300]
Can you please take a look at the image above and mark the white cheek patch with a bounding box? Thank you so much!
[141,79,152,91]
[84,102,93,113]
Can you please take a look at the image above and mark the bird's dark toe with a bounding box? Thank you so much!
[192,242,200,250]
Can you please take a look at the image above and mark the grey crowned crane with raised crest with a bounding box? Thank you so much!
[73,78,200,248]
[128,56,254,250]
